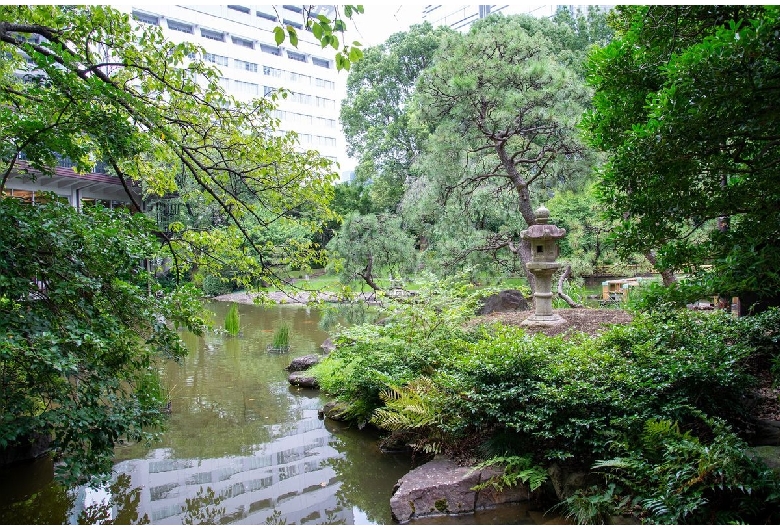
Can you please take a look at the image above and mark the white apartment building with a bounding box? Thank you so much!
[4,5,351,211]
[125,5,347,168]
[422,4,605,31]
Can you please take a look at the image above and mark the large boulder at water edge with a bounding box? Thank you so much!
[476,289,529,315]
[321,337,336,354]
[288,371,318,388]
[285,354,320,372]
[389,457,530,523]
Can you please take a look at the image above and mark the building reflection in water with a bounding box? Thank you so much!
[84,411,354,524]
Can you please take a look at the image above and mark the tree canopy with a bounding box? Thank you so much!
[585,5,780,304]
[340,22,454,212]
[0,4,362,483]
[411,14,595,281]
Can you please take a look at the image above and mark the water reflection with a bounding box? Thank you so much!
[0,303,411,525]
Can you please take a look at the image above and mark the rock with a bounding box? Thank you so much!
[320,400,351,421]
[321,337,336,354]
[752,446,780,473]
[285,354,320,372]
[547,463,600,501]
[389,457,530,523]
[0,432,51,467]
[287,371,318,388]
[476,290,530,315]
[749,419,780,446]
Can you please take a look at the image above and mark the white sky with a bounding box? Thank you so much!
[344,4,423,47]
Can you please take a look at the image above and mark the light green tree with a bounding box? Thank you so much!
[340,22,454,212]
[326,212,417,292]
[0,4,363,483]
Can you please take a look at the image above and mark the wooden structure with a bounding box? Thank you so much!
[601,277,644,303]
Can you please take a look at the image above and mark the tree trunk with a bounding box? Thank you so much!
[644,250,677,286]
[360,254,382,291]
[557,264,582,308]
[510,240,536,291]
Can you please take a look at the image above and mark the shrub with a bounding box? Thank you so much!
[566,417,780,524]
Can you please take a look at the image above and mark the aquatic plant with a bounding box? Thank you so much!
[224,303,240,336]
[272,323,290,348]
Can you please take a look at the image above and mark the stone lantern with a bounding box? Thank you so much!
[519,205,567,326]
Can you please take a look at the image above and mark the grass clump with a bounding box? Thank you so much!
[272,323,290,348]
[224,302,240,336]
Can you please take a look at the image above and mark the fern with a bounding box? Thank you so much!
[371,376,444,453]
[471,455,548,493]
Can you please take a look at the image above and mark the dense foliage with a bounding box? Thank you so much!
[585,5,780,305]
[0,4,361,484]
[312,280,780,523]
[0,197,205,484]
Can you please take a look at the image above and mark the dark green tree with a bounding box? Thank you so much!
[0,197,205,484]
[412,14,595,285]
[585,5,780,306]
[0,4,364,483]
[340,22,454,212]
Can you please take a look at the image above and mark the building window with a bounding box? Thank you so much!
[167,20,193,34]
[234,59,258,73]
[201,29,225,42]
[289,72,312,85]
[205,53,229,66]
[233,80,259,95]
[283,5,303,14]
[132,11,159,26]
[290,92,312,105]
[315,78,335,90]
[283,18,303,30]
[315,96,335,109]
[287,51,306,63]
[260,44,281,56]
[232,36,254,49]
[311,57,330,69]
[263,65,282,78]
[227,5,251,14]
[265,86,276,96]
[256,11,277,22]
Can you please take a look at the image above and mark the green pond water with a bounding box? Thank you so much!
[0,301,562,525]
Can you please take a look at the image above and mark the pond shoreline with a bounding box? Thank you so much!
[213,289,377,306]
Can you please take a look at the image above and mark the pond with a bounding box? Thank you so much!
[1,301,568,525]
[0,302,411,524]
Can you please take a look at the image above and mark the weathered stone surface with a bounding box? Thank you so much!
[389,458,531,523]
[285,354,320,372]
[0,433,51,467]
[547,463,600,501]
[475,465,531,510]
[287,371,318,388]
[321,400,350,421]
[321,337,336,354]
[753,446,780,473]
[749,419,780,446]
[476,290,530,315]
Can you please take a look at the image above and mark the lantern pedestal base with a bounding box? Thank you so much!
[521,314,567,327]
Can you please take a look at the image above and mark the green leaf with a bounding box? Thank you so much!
[311,21,323,40]
[348,46,363,62]
[287,26,298,47]
[273,26,285,45]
